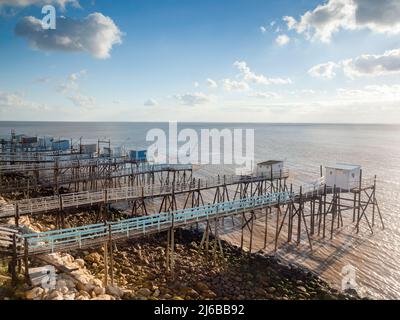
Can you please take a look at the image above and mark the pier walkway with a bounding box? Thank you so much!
[13,192,293,256]
[0,170,289,218]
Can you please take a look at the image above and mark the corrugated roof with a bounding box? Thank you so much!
[325,163,360,171]
[258,160,283,166]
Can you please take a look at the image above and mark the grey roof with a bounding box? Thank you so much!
[257,160,283,166]
[325,163,360,171]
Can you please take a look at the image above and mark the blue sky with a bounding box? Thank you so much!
[0,0,400,123]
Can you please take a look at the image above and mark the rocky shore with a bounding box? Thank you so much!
[0,228,361,300]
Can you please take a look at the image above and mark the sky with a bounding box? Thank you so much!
[0,0,400,123]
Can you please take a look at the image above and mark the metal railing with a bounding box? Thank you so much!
[0,170,287,218]
[19,191,294,255]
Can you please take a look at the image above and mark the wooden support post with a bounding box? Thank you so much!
[15,204,19,227]
[24,238,31,285]
[288,184,293,242]
[213,218,218,263]
[11,234,18,286]
[166,229,170,273]
[356,170,363,234]
[103,241,108,287]
[170,227,175,279]
[297,187,302,245]
[330,185,336,240]
[108,225,114,286]
[263,207,268,249]
[323,184,327,238]
[274,205,281,252]
[240,213,244,250]
[249,211,254,257]
[372,175,376,228]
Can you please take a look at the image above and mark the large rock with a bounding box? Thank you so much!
[195,281,209,292]
[137,288,152,297]
[106,285,124,298]
[91,294,116,300]
[25,287,44,300]
[84,253,102,264]
[75,259,85,269]
[94,287,106,296]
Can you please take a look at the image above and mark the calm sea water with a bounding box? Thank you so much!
[1,121,400,299]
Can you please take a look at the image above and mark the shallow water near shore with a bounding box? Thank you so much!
[1,121,400,299]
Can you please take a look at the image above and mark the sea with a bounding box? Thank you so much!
[0,121,399,299]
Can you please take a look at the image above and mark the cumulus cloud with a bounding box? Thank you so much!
[252,92,281,99]
[275,34,290,46]
[206,78,218,89]
[222,79,249,92]
[0,91,47,110]
[309,48,400,79]
[342,49,400,78]
[308,62,339,79]
[175,92,210,106]
[56,70,95,108]
[336,84,400,101]
[67,93,95,108]
[15,12,123,59]
[260,26,267,33]
[233,61,292,85]
[144,99,159,106]
[284,0,400,43]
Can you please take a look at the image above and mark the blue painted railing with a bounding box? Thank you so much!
[20,192,293,254]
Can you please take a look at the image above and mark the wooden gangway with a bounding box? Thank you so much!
[0,170,289,218]
[0,152,93,163]
[0,156,143,174]
[0,163,193,192]
[17,192,293,256]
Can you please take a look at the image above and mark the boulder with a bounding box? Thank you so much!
[106,285,124,298]
[94,287,106,296]
[75,259,85,269]
[84,253,102,264]
[91,294,116,300]
[137,288,152,297]
[25,287,44,300]
[195,281,209,292]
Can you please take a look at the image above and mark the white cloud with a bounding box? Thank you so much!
[260,26,267,33]
[144,98,159,106]
[193,81,199,88]
[283,16,297,30]
[233,60,292,85]
[206,78,218,89]
[310,48,400,79]
[342,49,400,78]
[336,84,400,101]
[67,93,95,108]
[252,92,281,99]
[15,12,123,59]
[0,0,80,9]
[56,70,95,108]
[222,79,249,92]
[57,69,86,93]
[0,91,47,110]
[175,92,210,106]
[275,34,290,46]
[284,0,400,43]
[308,62,339,79]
